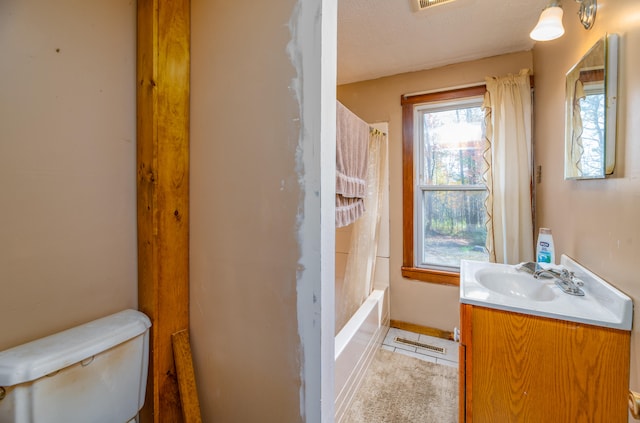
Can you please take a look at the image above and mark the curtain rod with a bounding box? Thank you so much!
[403,75,535,99]
[402,81,486,99]
[369,127,387,137]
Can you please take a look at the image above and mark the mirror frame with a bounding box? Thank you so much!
[564,33,619,180]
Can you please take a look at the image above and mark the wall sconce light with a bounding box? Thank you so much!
[530,0,597,42]
[530,2,565,41]
[576,0,597,30]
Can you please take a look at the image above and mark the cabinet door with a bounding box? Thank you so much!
[470,306,629,422]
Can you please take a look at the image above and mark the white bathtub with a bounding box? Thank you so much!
[334,287,389,422]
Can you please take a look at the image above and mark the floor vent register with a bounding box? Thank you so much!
[394,337,446,354]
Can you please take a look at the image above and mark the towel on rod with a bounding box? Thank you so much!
[336,101,369,228]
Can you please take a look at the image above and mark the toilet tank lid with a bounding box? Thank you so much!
[0,309,151,386]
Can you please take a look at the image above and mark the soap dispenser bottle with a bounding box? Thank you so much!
[536,228,555,264]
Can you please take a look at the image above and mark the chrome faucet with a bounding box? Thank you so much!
[533,268,561,279]
[535,268,585,296]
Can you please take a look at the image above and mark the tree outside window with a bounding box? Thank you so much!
[415,98,489,271]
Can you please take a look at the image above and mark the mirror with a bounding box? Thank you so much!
[564,34,619,179]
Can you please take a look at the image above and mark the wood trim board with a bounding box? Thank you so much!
[137,0,191,421]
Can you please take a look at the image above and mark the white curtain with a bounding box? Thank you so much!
[565,70,586,178]
[335,129,387,334]
[483,69,534,264]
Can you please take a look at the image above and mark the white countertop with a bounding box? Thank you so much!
[459,255,632,331]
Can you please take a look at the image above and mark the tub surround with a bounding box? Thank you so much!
[335,288,389,422]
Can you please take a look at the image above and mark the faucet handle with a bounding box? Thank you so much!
[559,269,574,279]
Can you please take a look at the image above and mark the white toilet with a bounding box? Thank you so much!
[0,309,151,423]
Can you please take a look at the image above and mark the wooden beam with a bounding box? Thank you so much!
[137,0,190,422]
[172,330,203,423]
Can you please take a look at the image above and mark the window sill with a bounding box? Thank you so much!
[401,266,460,287]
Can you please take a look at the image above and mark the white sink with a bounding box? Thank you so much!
[460,255,633,330]
[474,268,556,302]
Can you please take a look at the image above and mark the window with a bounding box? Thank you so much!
[577,82,605,178]
[416,97,489,270]
[401,86,489,285]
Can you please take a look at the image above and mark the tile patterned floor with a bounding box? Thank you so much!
[381,327,459,368]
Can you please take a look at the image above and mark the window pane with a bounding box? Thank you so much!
[421,190,489,268]
[420,107,485,186]
[578,93,605,178]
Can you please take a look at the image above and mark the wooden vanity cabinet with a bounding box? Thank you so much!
[459,303,630,422]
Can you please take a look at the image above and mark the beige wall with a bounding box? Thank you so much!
[0,0,137,350]
[337,51,533,332]
[4,1,328,420]
[532,0,640,406]
[190,1,321,421]
[10,0,638,419]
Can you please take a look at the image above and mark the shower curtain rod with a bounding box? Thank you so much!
[369,127,387,137]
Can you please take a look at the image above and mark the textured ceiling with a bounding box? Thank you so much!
[337,0,550,84]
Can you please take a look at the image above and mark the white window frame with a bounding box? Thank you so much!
[413,96,487,272]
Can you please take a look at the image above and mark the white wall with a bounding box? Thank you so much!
[0,0,137,350]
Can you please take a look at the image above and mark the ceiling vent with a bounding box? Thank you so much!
[411,0,457,12]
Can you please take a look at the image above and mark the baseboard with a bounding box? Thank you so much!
[390,319,454,341]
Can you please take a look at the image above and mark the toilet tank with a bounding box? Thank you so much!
[0,309,151,423]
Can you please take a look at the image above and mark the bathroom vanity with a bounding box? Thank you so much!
[459,256,632,422]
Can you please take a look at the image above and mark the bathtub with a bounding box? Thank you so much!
[334,287,389,422]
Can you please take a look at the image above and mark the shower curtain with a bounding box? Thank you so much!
[335,128,387,334]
